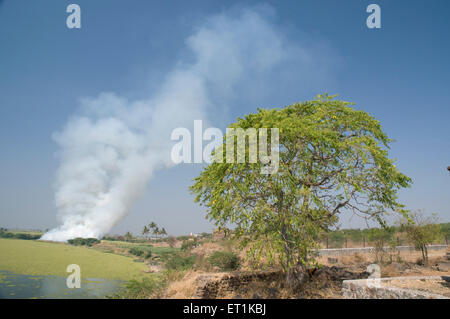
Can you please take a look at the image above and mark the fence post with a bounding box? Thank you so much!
[326,236,329,249]
[345,237,348,248]
[363,236,365,248]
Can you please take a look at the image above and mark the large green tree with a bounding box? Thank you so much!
[191,95,412,283]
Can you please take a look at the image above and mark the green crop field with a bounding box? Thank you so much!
[101,240,179,257]
[0,238,150,280]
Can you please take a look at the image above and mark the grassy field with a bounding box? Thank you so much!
[114,241,178,253]
[99,240,179,258]
[0,238,150,280]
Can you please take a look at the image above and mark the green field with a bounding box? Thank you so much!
[0,239,149,280]
[104,240,179,255]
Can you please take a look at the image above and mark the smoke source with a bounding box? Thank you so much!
[41,6,334,241]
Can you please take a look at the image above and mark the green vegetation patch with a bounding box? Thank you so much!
[110,276,165,299]
[0,239,149,280]
[207,251,240,271]
[67,237,100,247]
[165,254,196,271]
[129,246,152,259]
[113,242,179,258]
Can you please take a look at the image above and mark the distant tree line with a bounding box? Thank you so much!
[0,229,41,240]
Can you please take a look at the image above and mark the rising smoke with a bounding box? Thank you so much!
[41,6,335,241]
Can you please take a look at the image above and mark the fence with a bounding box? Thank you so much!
[316,244,448,257]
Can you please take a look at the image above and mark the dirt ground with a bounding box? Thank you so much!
[166,248,450,299]
[386,278,450,297]
[318,249,449,277]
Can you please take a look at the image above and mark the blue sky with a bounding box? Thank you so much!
[0,0,449,235]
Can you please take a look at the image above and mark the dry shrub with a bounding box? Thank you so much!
[338,253,369,265]
[164,270,204,298]
[222,272,343,299]
[191,242,224,257]
[194,253,209,271]
[415,257,425,265]
[352,253,364,263]
[207,251,240,271]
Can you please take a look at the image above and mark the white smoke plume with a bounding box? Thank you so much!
[41,6,334,241]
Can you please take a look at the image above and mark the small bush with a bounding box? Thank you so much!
[111,277,164,299]
[67,237,100,246]
[129,247,144,257]
[165,254,195,271]
[0,232,14,238]
[208,251,240,271]
[144,251,152,259]
[128,246,153,258]
[200,232,212,239]
[181,239,198,251]
[15,233,41,240]
[163,268,186,282]
[167,236,177,248]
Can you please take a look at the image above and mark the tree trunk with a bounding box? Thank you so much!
[420,244,427,264]
[285,264,306,290]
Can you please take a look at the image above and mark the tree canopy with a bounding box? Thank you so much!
[399,211,442,263]
[190,94,412,279]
